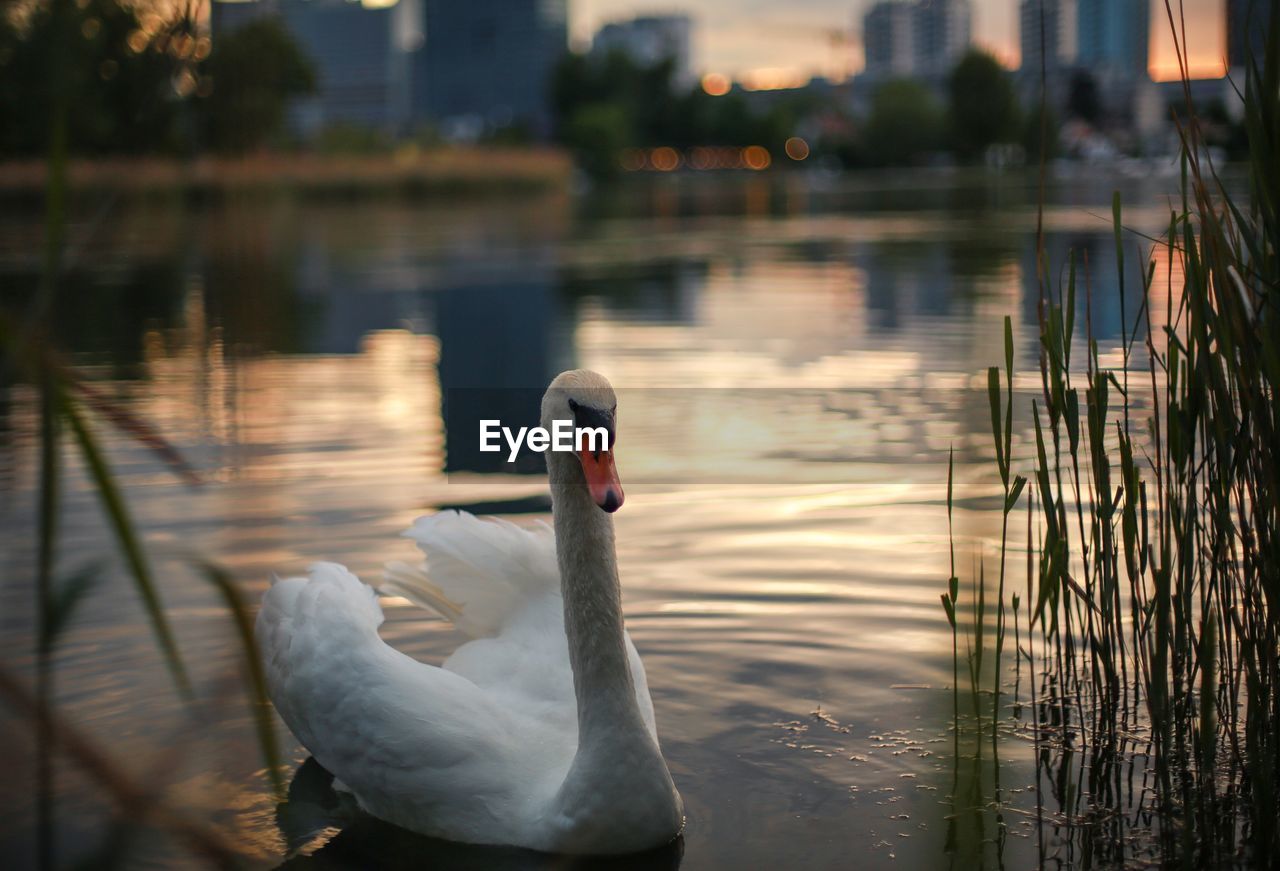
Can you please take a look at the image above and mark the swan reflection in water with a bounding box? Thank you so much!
[275,758,684,871]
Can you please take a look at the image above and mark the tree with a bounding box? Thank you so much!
[563,104,632,178]
[1021,100,1060,162]
[203,18,315,154]
[550,48,810,177]
[1066,69,1102,126]
[552,49,685,150]
[0,2,316,157]
[0,0,196,156]
[863,79,945,166]
[947,50,1020,161]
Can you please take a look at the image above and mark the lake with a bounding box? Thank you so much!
[0,168,1199,869]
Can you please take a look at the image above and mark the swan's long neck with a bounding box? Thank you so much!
[540,387,681,849]
[549,461,650,750]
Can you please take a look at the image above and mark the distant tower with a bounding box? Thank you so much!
[912,0,972,78]
[862,0,972,81]
[209,0,420,136]
[1228,0,1273,70]
[1020,0,1078,73]
[1076,0,1149,79]
[415,0,568,137]
[863,2,917,79]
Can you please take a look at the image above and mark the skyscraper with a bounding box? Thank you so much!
[210,0,420,134]
[415,0,568,137]
[1019,0,1078,74]
[1076,0,1149,78]
[913,0,973,78]
[863,2,916,79]
[862,0,971,80]
[1228,0,1273,69]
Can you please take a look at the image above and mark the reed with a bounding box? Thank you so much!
[1,196,284,871]
[944,2,1279,865]
[1,5,283,864]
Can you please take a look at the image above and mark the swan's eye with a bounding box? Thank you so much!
[568,400,615,454]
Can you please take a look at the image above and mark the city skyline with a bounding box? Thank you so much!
[572,0,1229,82]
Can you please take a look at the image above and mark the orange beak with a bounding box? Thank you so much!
[579,448,624,513]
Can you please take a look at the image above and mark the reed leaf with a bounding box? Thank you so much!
[988,367,1006,484]
[60,398,191,698]
[42,563,101,650]
[198,563,285,797]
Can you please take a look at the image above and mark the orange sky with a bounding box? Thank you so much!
[571,0,1229,83]
[1149,1,1228,80]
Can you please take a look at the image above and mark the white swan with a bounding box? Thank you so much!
[255,370,684,855]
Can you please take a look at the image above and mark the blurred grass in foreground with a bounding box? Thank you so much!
[2,2,285,866]
[943,1,1279,867]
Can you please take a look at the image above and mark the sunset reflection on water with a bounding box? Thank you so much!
[0,173,1204,867]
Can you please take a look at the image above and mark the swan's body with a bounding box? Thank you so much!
[256,371,683,854]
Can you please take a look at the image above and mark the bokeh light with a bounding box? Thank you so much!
[701,72,730,96]
[649,146,680,172]
[784,137,810,161]
[742,145,771,170]
[619,148,646,172]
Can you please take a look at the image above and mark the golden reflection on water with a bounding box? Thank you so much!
[0,179,1200,867]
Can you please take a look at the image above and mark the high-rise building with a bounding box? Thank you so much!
[1019,0,1078,74]
[591,15,694,86]
[862,0,971,81]
[210,0,419,134]
[414,0,568,137]
[863,2,916,79]
[1076,0,1149,78]
[212,0,568,139]
[913,0,972,78]
[1228,0,1273,70]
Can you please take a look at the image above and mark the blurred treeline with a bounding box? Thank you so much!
[0,0,313,156]
[552,48,1039,175]
[551,51,825,177]
[0,0,1250,172]
[552,47,1252,176]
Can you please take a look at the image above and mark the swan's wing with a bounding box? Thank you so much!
[624,632,659,741]
[380,510,659,739]
[257,562,568,842]
[383,511,559,638]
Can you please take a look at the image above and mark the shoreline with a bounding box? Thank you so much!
[0,148,574,200]
[0,152,1246,215]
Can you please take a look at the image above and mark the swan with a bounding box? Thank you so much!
[255,369,684,855]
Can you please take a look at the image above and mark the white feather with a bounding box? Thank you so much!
[256,511,662,852]
[259,371,681,854]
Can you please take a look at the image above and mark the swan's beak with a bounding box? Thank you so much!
[579,448,624,513]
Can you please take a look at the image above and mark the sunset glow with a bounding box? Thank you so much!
[1148,1,1228,80]
[574,0,1231,81]
[738,66,810,91]
[701,71,731,95]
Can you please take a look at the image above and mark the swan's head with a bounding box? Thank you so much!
[542,370,623,513]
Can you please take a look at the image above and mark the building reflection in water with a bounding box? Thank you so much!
[435,270,569,475]
[0,183,1189,869]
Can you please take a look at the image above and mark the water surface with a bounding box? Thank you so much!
[0,170,1195,868]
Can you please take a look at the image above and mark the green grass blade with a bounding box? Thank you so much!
[1005,475,1027,515]
[44,563,101,648]
[198,563,285,798]
[941,593,956,628]
[60,398,191,698]
[988,367,1006,484]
